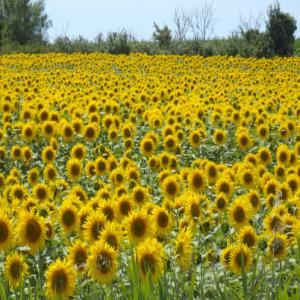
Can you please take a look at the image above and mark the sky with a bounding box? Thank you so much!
[46,0,300,41]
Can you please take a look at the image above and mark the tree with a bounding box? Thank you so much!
[266,1,297,56]
[173,7,189,41]
[188,2,216,41]
[152,22,172,48]
[0,0,51,45]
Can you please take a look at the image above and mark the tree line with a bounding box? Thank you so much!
[0,0,298,57]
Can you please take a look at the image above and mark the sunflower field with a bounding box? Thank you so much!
[0,53,300,299]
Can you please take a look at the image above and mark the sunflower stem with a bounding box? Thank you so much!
[241,251,248,299]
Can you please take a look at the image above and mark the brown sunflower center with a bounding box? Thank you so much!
[0,221,9,243]
[26,219,42,243]
[51,269,68,293]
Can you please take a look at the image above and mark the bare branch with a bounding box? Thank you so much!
[173,7,190,41]
[188,1,216,41]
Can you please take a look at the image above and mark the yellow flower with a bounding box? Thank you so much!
[45,259,76,300]
[229,196,252,229]
[87,242,118,284]
[67,239,88,273]
[137,237,165,281]
[83,210,106,244]
[174,229,193,270]
[66,158,82,181]
[213,129,227,145]
[230,244,252,275]
[125,210,153,244]
[237,225,257,248]
[162,175,180,199]
[5,252,28,288]
[151,206,173,236]
[0,212,14,251]
[17,211,46,254]
[268,234,287,259]
[60,201,79,234]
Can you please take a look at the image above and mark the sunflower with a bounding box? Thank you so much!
[83,210,106,244]
[188,169,206,193]
[247,190,261,213]
[189,130,201,148]
[87,242,118,284]
[100,222,122,251]
[132,185,148,206]
[257,147,272,166]
[5,252,28,288]
[205,161,218,185]
[71,185,88,203]
[174,229,193,270]
[66,158,82,181]
[276,144,291,166]
[42,146,56,164]
[0,213,13,251]
[268,234,287,259]
[67,240,88,273]
[11,184,27,202]
[41,121,56,140]
[257,124,269,140]
[45,259,76,300]
[220,245,235,270]
[95,156,107,176]
[237,225,257,248]
[163,135,177,151]
[236,131,252,150]
[125,210,153,244]
[43,164,57,183]
[213,129,227,145]
[274,165,286,181]
[162,175,180,199]
[126,166,140,182]
[61,123,74,142]
[185,193,202,223]
[286,174,299,194]
[17,211,46,254]
[45,221,54,240]
[60,201,79,234]
[215,176,234,198]
[229,244,252,275]
[72,118,83,135]
[263,179,279,197]
[229,196,252,229]
[33,183,50,203]
[71,143,86,161]
[11,145,23,160]
[238,166,257,189]
[85,161,96,177]
[140,138,155,157]
[116,195,134,221]
[22,146,32,163]
[215,193,228,212]
[264,212,283,235]
[99,200,116,222]
[83,123,99,142]
[137,237,165,281]
[148,156,159,171]
[152,206,172,236]
[22,122,36,142]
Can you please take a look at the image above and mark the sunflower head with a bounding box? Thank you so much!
[5,252,28,288]
[45,259,76,299]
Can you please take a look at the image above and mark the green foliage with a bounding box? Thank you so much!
[266,1,297,56]
[0,0,51,45]
[152,23,172,48]
[106,30,134,54]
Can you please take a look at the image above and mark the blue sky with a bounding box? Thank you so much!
[46,0,300,41]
